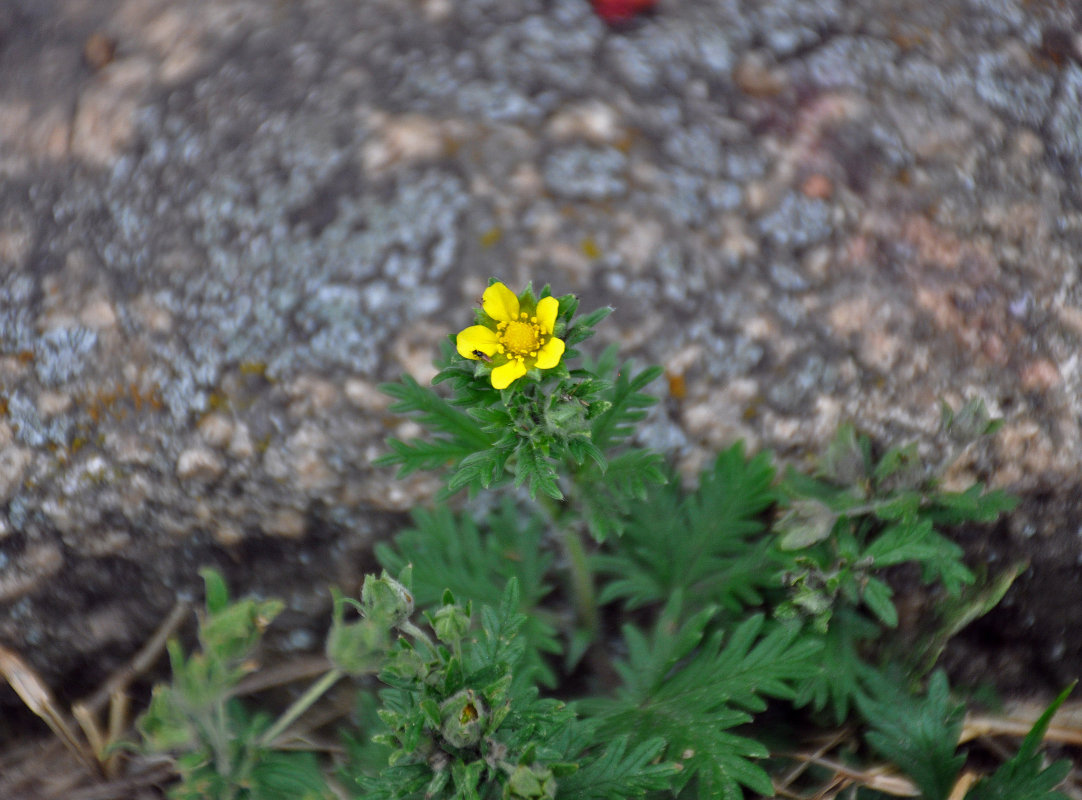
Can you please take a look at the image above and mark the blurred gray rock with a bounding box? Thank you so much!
[2,0,1082,703]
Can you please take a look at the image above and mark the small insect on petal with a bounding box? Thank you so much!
[472,350,493,364]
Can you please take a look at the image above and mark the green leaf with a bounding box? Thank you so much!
[447,445,511,492]
[589,355,662,450]
[594,443,778,612]
[248,750,331,800]
[862,576,898,628]
[965,683,1075,800]
[381,375,493,450]
[794,608,879,722]
[578,449,667,542]
[200,568,230,615]
[563,306,614,348]
[873,491,922,521]
[515,439,563,500]
[375,503,560,686]
[776,499,837,550]
[927,484,1018,525]
[585,598,818,799]
[555,736,678,799]
[376,375,498,483]
[864,518,974,596]
[857,669,965,800]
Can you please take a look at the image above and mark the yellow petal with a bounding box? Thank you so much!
[456,326,499,359]
[490,359,527,389]
[482,282,519,322]
[535,296,559,333]
[534,337,565,370]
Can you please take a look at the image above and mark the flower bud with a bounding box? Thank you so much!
[326,588,391,676]
[439,689,486,749]
[504,764,557,800]
[361,572,414,628]
[432,602,471,647]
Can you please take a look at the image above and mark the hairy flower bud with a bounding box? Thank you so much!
[439,689,486,749]
[361,572,415,628]
[504,764,557,800]
[432,601,471,647]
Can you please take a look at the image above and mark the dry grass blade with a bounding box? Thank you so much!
[774,728,852,796]
[230,653,333,698]
[963,704,1082,747]
[945,771,979,800]
[0,643,96,771]
[787,753,920,797]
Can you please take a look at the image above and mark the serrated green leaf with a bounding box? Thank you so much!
[795,608,879,722]
[874,491,922,521]
[585,599,817,799]
[857,669,964,800]
[556,736,679,799]
[248,750,331,800]
[862,576,898,628]
[594,443,778,610]
[965,683,1075,800]
[515,440,563,500]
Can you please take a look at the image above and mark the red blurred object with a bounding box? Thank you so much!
[591,0,658,24]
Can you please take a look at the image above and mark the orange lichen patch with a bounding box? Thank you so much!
[206,390,231,412]
[742,400,761,421]
[887,26,930,52]
[579,236,602,260]
[479,227,503,248]
[238,361,269,377]
[613,133,635,154]
[81,381,164,424]
[16,350,34,364]
[666,371,687,400]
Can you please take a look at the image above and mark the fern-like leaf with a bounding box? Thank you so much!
[594,443,779,611]
[964,683,1074,800]
[585,597,818,800]
[856,669,964,800]
[556,736,678,799]
[515,438,564,500]
[794,608,879,723]
[375,375,494,478]
[576,449,667,542]
[381,375,492,449]
[589,354,662,450]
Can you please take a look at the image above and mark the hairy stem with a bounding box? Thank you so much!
[556,522,598,640]
[259,668,343,747]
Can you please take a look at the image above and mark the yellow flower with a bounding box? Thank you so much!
[455,282,566,389]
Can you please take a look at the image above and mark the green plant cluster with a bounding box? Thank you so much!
[136,280,1072,800]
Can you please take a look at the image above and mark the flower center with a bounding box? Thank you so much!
[497,313,543,359]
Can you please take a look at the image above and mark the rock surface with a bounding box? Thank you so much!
[1,0,1082,702]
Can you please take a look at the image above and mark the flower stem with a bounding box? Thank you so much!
[259,667,343,747]
[556,523,598,640]
[538,493,599,642]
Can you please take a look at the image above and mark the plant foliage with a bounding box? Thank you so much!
[130,286,1057,800]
